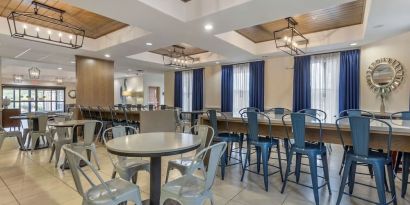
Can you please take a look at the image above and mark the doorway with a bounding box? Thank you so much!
[148,86,160,106]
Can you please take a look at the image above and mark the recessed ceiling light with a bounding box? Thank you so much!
[57,67,63,70]
[146,42,153,46]
[104,54,111,58]
[70,61,75,64]
[215,61,220,64]
[350,42,358,46]
[204,24,213,31]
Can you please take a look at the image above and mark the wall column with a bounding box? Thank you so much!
[75,55,114,106]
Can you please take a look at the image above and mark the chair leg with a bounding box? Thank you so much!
[111,170,117,179]
[402,153,410,198]
[308,155,319,205]
[284,139,290,162]
[339,146,348,175]
[241,147,251,182]
[348,161,357,194]
[49,144,55,162]
[295,153,302,183]
[368,164,374,178]
[220,148,227,180]
[321,152,332,194]
[276,144,284,182]
[281,149,294,193]
[55,144,62,167]
[373,163,387,204]
[395,152,403,174]
[387,162,397,205]
[336,158,353,205]
[165,165,172,183]
[261,146,269,192]
[256,147,261,173]
[90,147,101,170]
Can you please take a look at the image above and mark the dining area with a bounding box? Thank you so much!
[1,0,410,205]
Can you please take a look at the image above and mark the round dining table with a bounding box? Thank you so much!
[106,132,201,205]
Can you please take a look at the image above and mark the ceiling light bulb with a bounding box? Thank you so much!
[70,61,75,64]
[23,24,27,29]
[47,30,52,35]
[68,35,73,39]
[287,38,291,43]
[58,32,62,37]
[283,36,288,41]
[36,27,40,32]
[173,58,177,62]
[293,42,297,47]
[204,24,213,31]
[146,42,153,46]
[350,42,358,46]
[104,54,111,58]
[57,67,63,70]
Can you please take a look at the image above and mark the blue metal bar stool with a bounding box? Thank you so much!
[336,116,397,205]
[281,113,331,205]
[236,107,260,163]
[338,109,376,177]
[265,108,291,161]
[207,109,243,180]
[240,111,283,191]
[390,111,410,198]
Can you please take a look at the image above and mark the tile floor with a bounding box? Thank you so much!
[0,137,409,205]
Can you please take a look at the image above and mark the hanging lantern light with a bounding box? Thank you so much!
[28,67,40,79]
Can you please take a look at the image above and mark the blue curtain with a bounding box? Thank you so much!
[249,61,265,111]
[292,56,311,112]
[339,49,360,112]
[221,65,233,112]
[174,71,182,108]
[192,68,204,110]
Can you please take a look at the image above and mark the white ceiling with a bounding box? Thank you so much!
[0,0,409,77]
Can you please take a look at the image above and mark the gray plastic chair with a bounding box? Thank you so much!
[165,125,215,183]
[48,117,72,167]
[102,126,150,182]
[62,144,143,205]
[70,121,103,170]
[160,142,227,205]
[29,115,51,153]
[0,127,24,150]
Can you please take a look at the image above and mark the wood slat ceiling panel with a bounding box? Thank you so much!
[0,0,128,39]
[151,44,208,56]
[236,0,365,43]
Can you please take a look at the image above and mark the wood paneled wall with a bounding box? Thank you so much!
[76,55,114,106]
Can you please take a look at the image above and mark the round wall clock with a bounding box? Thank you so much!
[68,90,77,99]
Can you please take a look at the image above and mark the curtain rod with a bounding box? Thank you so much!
[296,47,360,57]
[220,59,264,66]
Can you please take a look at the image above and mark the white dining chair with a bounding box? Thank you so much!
[102,125,150,182]
[160,142,227,205]
[165,125,215,183]
[62,144,143,205]
[29,115,51,153]
[48,117,72,167]
[70,121,103,169]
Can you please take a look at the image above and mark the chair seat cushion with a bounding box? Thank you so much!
[86,178,140,202]
[346,149,390,163]
[292,142,327,154]
[162,175,206,197]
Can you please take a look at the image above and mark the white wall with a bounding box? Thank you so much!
[114,72,165,105]
[360,31,410,112]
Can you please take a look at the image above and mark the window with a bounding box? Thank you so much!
[181,70,193,111]
[2,86,65,113]
[232,63,250,115]
[310,53,340,121]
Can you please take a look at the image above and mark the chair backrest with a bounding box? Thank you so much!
[77,121,102,145]
[102,126,137,165]
[189,142,227,192]
[238,107,260,117]
[206,110,229,136]
[240,111,272,142]
[336,116,392,158]
[160,105,166,110]
[137,104,143,110]
[265,107,291,115]
[282,113,323,149]
[62,145,114,198]
[191,125,215,155]
[148,104,154,111]
[298,108,327,121]
[339,109,374,118]
[37,115,48,133]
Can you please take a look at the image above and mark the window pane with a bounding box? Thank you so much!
[51,102,56,111]
[37,102,44,111]
[3,88,14,100]
[44,102,51,111]
[37,90,44,101]
[20,89,29,101]
[57,90,64,101]
[20,102,29,113]
[44,90,52,101]
[56,102,64,111]
[30,102,36,112]
[52,90,56,101]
